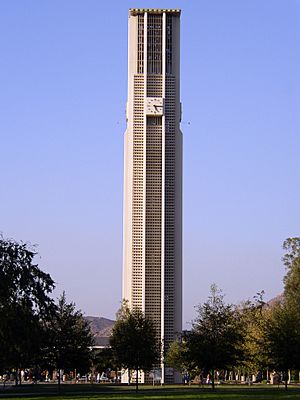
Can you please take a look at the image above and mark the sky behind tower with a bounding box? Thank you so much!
[0,0,299,326]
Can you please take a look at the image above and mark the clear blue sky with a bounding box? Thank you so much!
[1,0,299,326]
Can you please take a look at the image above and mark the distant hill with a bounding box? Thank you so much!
[84,296,284,344]
[84,316,115,347]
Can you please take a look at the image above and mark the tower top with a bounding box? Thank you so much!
[129,8,181,16]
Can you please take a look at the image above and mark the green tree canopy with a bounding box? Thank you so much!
[283,237,300,308]
[165,341,187,374]
[238,292,269,375]
[263,302,300,390]
[42,292,93,387]
[165,340,199,379]
[93,347,119,379]
[0,237,55,314]
[259,237,300,391]
[186,284,245,390]
[0,237,55,380]
[110,303,160,392]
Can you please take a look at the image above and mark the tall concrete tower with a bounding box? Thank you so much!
[123,8,182,383]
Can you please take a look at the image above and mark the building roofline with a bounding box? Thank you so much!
[129,8,181,16]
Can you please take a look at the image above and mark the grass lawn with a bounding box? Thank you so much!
[1,384,300,400]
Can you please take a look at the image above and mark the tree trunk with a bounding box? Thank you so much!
[58,369,61,393]
[135,367,139,393]
[15,368,18,386]
[211,369,215,391]
[284,370,288,391]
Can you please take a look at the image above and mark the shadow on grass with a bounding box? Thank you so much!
[2,384,300,399]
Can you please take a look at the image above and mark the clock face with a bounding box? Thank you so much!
[146,97,164,115]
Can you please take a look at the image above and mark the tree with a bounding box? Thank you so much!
[165,340,199,381]
[263,303,300,390]
[238,292,269,380]
[165,341,187,375]
[259,237,300,390]
[0,237,55,382]
[92,347,119,382]
[43,292,93,389]
[283,238,300,308]
[110,304,160,392]
[186,284,244,390]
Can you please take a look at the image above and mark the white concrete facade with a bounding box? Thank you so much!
[123,9,182,384]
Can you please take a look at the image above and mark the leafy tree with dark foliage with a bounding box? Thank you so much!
[263,303,300,391]
[42,292,93,389]
[110,303,160,392]
[186,284,244,390]
[0,237,55,384]
[92,347,120,382]
[261,238,300,391]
